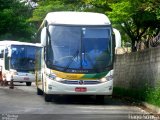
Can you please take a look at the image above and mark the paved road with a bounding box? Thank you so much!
[0,83,157,120]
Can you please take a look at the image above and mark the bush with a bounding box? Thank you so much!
[113,86,160,107]
[146,87,160,106]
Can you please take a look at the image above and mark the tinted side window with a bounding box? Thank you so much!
[0,46,4,58]
[5,49,9,70]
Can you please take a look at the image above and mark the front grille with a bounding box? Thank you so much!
[59,80,101,85]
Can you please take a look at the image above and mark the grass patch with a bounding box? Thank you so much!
[113,87,160,107]
[145,87,160,107]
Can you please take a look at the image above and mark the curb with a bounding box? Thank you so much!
[142,102,160,114]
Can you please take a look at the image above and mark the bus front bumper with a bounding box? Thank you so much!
[12,75,35,82]
[6,73,35,82]
[45,79,113,95]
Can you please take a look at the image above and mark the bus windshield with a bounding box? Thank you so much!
[47,25,113,73]
[10,45,37,72]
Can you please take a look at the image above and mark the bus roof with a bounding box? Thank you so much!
[0,40,41,47]
[44,12,111,25]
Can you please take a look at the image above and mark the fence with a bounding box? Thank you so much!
[114,46,160,89]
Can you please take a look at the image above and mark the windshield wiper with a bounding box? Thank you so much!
[63,50,79,72]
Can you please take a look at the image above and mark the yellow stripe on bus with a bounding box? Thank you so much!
[51,70,84,80]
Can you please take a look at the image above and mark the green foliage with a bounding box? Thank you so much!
[107,0,160,51]
[1,0,159,45]
[113,86,160,107]
[0,0,34,41]
[108,1,132,22]
[30,0,85,23]
[113,87,147,101]
[82,0,111,13]
[81,0,159,51]
[30,0,64,22]
[146,87,160,106]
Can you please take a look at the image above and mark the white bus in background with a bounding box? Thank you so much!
[35,12,121,102]
[0,40,41,86]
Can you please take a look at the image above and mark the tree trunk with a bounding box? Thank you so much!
[131,40,137,52]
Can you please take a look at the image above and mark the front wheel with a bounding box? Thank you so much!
[37,88,43,95]
[26,82,32,86]
[44,93,52,102]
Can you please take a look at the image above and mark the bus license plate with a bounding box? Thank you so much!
[75,87,87,92]
[24,77,29,80]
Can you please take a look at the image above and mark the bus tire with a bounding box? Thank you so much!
[37,88,43,95]
[44,93,52,102]
[26,82,32,86]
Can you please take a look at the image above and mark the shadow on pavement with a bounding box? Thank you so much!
[49,95,132,106]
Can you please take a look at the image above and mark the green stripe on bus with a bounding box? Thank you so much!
[82,71,109,79]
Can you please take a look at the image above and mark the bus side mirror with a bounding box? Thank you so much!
[112,33,115,53]
[113,28,121,48]
[41,27,47,46]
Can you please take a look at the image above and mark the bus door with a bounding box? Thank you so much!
[35,47,43,87]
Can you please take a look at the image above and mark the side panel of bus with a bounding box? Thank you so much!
[35,47,45,94]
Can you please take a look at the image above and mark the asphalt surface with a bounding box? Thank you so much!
[0,83,158,120]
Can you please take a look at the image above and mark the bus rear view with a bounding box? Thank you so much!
[36,12,120,102]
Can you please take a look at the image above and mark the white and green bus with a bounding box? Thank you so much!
[35,12,121,102]
[0,40,41,86]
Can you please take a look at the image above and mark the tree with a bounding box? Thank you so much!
[82,0,160,51]
[107,0,160,51]
[30,0,85,23]
[0,0,35,42]
[30,0,86,42]
[30,0,160,50]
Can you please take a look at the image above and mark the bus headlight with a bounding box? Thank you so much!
[100,77,107,83]
[10,69,18,75]
[100,75,113,83]
[55,77,62,81]
[48,74,56,80]
[48,74,63,82]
